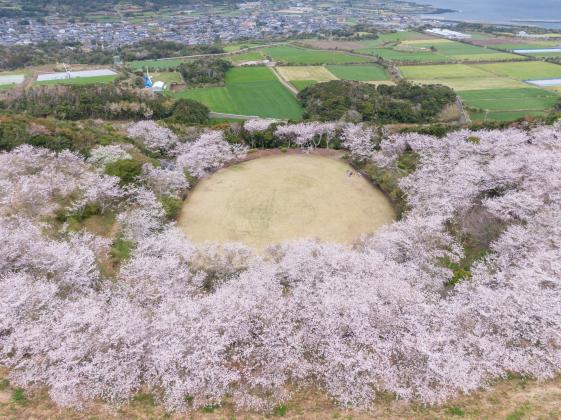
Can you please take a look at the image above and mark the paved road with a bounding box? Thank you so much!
[210,112,261,120]
[136,42,287,64]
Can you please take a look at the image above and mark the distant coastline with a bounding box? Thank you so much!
[413,0,561,29]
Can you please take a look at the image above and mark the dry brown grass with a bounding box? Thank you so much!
[1,367,560,420]
[178,154,395,249]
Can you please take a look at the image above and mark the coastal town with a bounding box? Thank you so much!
[0,0,448,47]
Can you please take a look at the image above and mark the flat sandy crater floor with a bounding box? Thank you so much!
[178,154,395,249]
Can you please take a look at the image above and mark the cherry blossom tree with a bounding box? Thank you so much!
[140,164,189,198]
[1,124,561,413]
[243,119,276,133]
[127,120,178,153]
[87,145,132,167]
[175,131,248,178]
[341,123,375,161]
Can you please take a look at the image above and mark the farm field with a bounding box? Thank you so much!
[400,64,526,91]
[326,64,389,81]
[401,61,561,121]
[34,75,118,85]
[353,31,523,63]
[0,73,25,86]
[290,80,318,91]
[364,48,445,63]
[223,42,264,52]
[129,58,185,70]
[470,110,548,122]
[459,88,559,112]
[262,45,371,65]
[473,61,561,81]
[175,66,303,119]
[276,66,337,82]
[400,64,493,80]
[151,71,183,84]
[228,50,264,64]
[179,154,394,249]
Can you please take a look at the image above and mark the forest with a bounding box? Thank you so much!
[298,80,457,123]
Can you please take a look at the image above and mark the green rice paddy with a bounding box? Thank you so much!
[459,88,559,112]
[473,61,561,81]
[262,45,371,65]
[175,66,303,119]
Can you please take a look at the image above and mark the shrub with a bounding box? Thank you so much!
[447,406,465,416]
[105,159,143,185]
[160,196,183,220]
[28,134,73,151]
[11,388,27,405]
[272,404,288,416]
[110,234,134,263]
[170,98,209,125]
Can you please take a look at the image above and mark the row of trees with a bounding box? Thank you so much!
[0,121,560,412]
[0,39,225,70]
[1,85,210,123]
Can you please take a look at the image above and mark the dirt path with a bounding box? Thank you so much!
[270,65,299,95]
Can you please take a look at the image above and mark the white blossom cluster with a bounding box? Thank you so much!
[0,126,560,413]
[243,118,276,133]
[0,145,123,217]
[127,120,179,153]
[175,131,248,178]
[275,122,338,148]
[87,145,132,167]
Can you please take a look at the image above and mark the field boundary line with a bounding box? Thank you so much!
[270,65,299,96]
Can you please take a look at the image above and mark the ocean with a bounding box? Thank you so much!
[419,0,561,29]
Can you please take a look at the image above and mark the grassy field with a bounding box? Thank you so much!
[128,58,185,70]
[355,33,524,63]
[410,77,526,91]
[34,75,118,86]
[290,80,318,91]
[276,66,337,82]
[400,63,526,90]
[179,154,394,249]
[471,110,548,122]
[460,88,559,111]
[473,61,561,80]
[400,64,492,80]
[222,42,264,52]
[151,71,183,84]
[365,48,445,62]
[326,64,389,81]
[175,66,303,119]
[228,51,264,64]
[263,45,371,65]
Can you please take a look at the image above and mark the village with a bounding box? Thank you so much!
[0,0,444,47]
